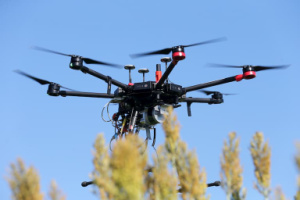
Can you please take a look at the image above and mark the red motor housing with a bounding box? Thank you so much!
[243,65,256,80]
[172,51,186,61]
[172,46,186,61]
[243,71,256,79]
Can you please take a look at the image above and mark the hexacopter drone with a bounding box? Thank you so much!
[16,37,288,149]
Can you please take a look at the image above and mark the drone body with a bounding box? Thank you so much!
[17,38,288,146]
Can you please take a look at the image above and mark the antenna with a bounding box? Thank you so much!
[160,57,171,83]
[138,68,149,82]
[124,65,135,85]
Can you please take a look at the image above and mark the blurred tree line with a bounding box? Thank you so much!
[6,108,300,200]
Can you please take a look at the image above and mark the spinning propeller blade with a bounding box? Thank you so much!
[15,70,74,90]
[130,37,226,58]
[130,47,173,58]
[32,46,72,57]
[182,37,227,48]
[199,90,235,96]
[208,63,290,71]
[32,46,123,68]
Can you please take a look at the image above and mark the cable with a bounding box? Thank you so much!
[110,133,119,151]
[151,128,158,158]
[101,101,113,122]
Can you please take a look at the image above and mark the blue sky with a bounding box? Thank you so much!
[1,0,299,199]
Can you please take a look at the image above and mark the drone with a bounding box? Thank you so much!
[16,37,288,149]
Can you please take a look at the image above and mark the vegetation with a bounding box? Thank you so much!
[220,132,246,200]
[5,108,300,199]
[295,143,300,200]
[6,158,43,200]
[91,107,208,200]
[6,158,65,200]
[48,180,66,200]
[250,132,271,200]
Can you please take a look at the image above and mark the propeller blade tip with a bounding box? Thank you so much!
[14,69,24,75]
[129,54,143,59]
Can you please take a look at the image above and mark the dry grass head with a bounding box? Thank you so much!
[296,142,300,172]
[6,158,43,200]
[250,132,271,197]
[48,180,66,200]
[162,107,208,200]
[92,133,147,200]
[220,132,243,193]
[151,146,178,200]
[162,106,181,156]
[111,134,147,200]
[92,134,114,200]
[176,142,208,200]
[92,108,208,200]
[274,187,287,200]
[296,142,300,200]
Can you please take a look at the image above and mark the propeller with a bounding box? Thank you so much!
[199,90,235,96]
[208,63,290,71]
[130,37,227,58]
[15,70,74,90]
[32,46,123,68]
